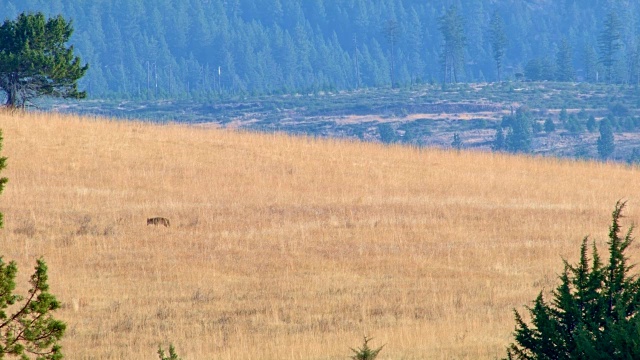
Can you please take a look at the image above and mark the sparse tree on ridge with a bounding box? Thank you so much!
[0,12,88,108]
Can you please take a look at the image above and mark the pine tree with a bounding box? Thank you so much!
[383,18,400,88]
[597,118,615,159]
[350,336,384,360]
[451,132,463,150]
[158,344,182,360]
[492,127,505,151]
[556,38,575,81]
[438,6,466,84]
[598,11,622,84]
[586,115,597,132]
[489,11,507,82]
[506,201,640,359]
[505,108,533,153]
[0,12,88,108]
[582,44,599,82]
[544,118,555,133]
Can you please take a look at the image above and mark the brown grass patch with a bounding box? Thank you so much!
[0,110,639,359]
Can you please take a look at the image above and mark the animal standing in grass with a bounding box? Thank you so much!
[147,217,170,227]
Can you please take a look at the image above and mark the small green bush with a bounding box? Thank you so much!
[158,344,182,360]
[350,336,384,360]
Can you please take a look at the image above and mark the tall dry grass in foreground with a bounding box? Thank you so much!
[0,110,639,359]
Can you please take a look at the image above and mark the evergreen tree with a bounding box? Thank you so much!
[597,118,615,159]
[505,108,533,153]
[629,39,640,87]
[583,44,599,82]
[598,11,622,84]
[525,58,555,81]
[544,118,555,133]
[586,115,597,132]
[158,344,182,360]
[627,148,640,165]
[0,12,88,108]
[438,6,466,84]
[506,201,640,359]
[383,18,400,88]
[350,336,384,360]
[451,132,463,150]
[565,115,583,134]
[492,127,505,151]
[556,38,575,81]
[559,107,568,124]
[489,11,507,82]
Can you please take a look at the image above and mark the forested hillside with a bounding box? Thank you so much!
[3,0,640,98]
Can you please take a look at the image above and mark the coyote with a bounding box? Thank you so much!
[147,217,170,227]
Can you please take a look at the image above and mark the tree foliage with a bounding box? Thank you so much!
[489,11,507,82]
[350,336,384,360]
[492,127,505,152]
[0,259,66,360]
[3,1,640,97]
[438,6,466,84]
[556,38,575,82]
[598,11,622,84]
[0,12,88,108]
[505,107,533,154]
[157,344,182,360]
[506,201,640,359]
[597,118,615,159]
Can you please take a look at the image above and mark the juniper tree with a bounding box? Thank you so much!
[506,201,640,359]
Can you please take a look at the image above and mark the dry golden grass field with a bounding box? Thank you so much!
[0,110,639,359]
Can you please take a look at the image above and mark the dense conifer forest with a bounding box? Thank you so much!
[3,0,640,99]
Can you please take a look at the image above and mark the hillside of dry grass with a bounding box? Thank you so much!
[0,110,639,359]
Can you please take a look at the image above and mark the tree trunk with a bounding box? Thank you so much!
[5,74,18,108]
